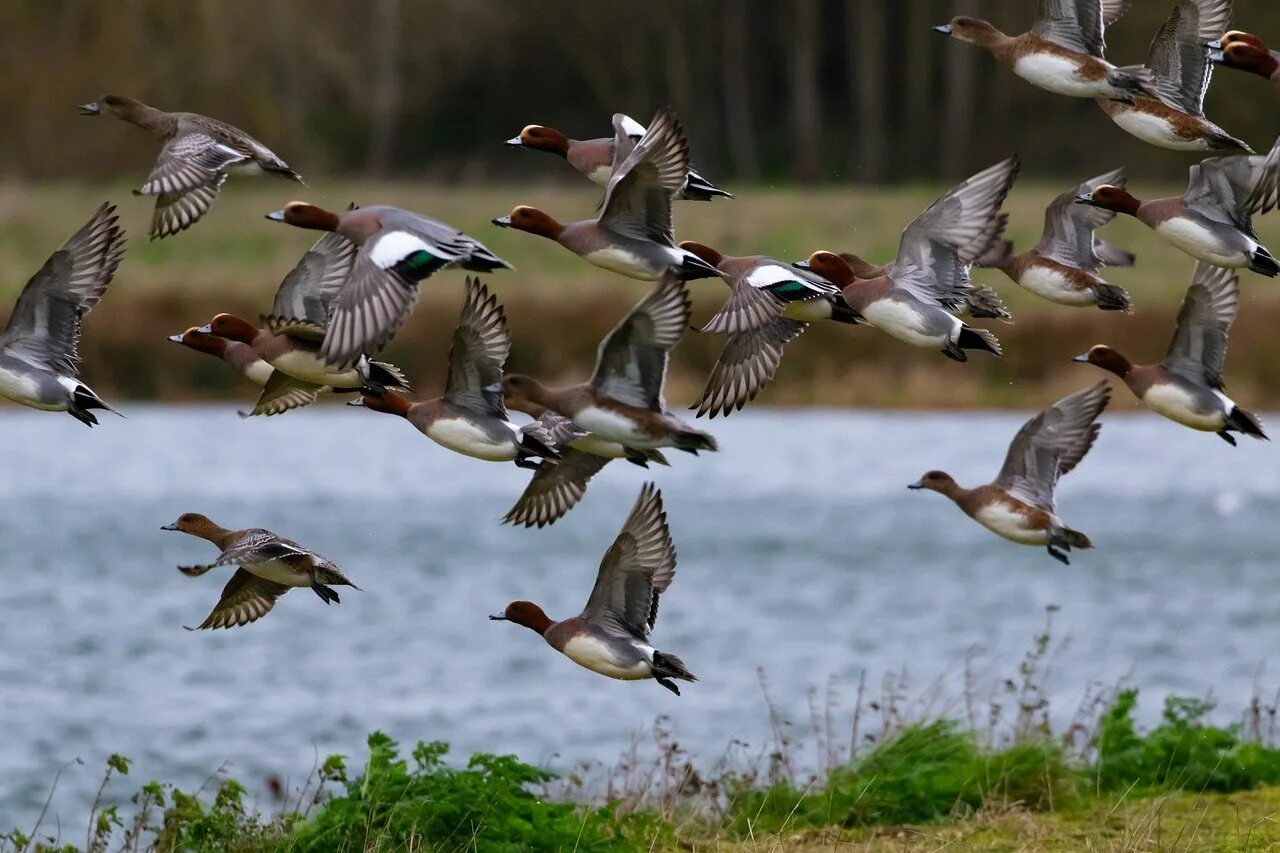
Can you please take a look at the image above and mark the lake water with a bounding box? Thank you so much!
[3,405,1279,828]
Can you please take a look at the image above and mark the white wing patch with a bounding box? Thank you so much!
[746,264,809,289]
[618,114,648,139]
[369,231,434,270]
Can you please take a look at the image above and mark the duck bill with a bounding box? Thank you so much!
[793,259,811,269]
[264,210,286,222]
[1206,39,1223,49]
[196,323,213,334]
[907,480,925,490]
[488,614,508,621]
[933,24,952,35]
[77,102,101,116]
[504,136,525,147]
[1074,193,1096,206]
[491,216,512,227]
[161,523,179,531]
[1208,49,1226,63]
[167,333,184,344]
[1071,353,1090,363]
[345,397,366,407]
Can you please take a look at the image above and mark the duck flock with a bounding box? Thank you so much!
[5,1,1278,693]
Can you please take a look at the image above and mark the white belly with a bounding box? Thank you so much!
[1155,219,1249,267]
[0,366,59,409]
[1014,54,1104,97]
[585,164,612,186]
[974,503,1051,545]
[862,301,951,348]
[1109,109,1208,150]
[569,434,628,459]
[270,350,361,386]
[1018,267,1096,306]
[425,418,518,461]
[562,635,652,680]
[572,406,652,445]
[244,559,310,587]
[1142,383,1227,431]
[783,298,833,322]
[584,246,661,280]
[244,361,274,386]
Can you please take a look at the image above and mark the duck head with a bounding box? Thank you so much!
[199,313,259,345]
[1210,31,1269,51]
[490,600,553,635]
[908,470,961,497]
[677,240,725,268]
[78,94,143,118]
[491,206,564,240]
[796,251,856,286]
[1073,344,1132,376]
[348,389,413,418]
[1213,41,1279,79]
[161,512,220,536]
[501,374,552,413]
[265,201,341,232]
[505,125,571,157]
[934,17,1006,47]
[169,326,229,357]
[1075,185,1141,217]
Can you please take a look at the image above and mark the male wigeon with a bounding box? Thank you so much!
[822,250,1012,322]
[506,112,731,200]
[1077,134,1280,275]
[492,107,720,281]
[266,201,510,368]
[1210,31,1280,86]
[675,241,859,418]
[910,381,1111,565]
[979,168,1135,312]
[79,95,302,239]
[162,513,359,630]
[349,278,559,467]
[1096,0,1250,152]
[502,273,717,454]
[1074,262,1265,444]
[798,157,1021,361]
[935,2,1154,101]
[505,408,670,528]
[491,482,695,695]
[0,203,124,425]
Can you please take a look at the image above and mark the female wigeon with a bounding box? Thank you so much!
[491,483,695,695]
[505,409,670,528]
[1096,0,1250,152]
[799,157,1021,361]
[0,203,123,426]
[1074,262,1265,445]
[502,274,717,454]
[79,95,302,239]
[266,201,510,368]
[980,168,1135,312]
[675,241,860,418]
[1210,32,1280,86]
[1077,135,1280,275]
[506,112,731,200]
[492,107,720,282]
[910,382,1111,565]
[349,278,559,467]
[935,2,1153,101]
[162,513,359,630]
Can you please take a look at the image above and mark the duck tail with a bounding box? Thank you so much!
[1249,246,1280,278]
[964,286,1013,323]
[972,239,1014,269]
[264,163,306,184]
[1207,132,1255,154]
[958,325,1003,358]
[1054,527,1093,551]
[1091,281,1134,314]
[1227,406,1268,441]
[367,360,410,391]
[680,170,733,201]
[461,245,514,273]
[676,253,722,282]
[519,422,562,460]
[68,384,121,427]
[673,427,718,454]
[652,650,697,682]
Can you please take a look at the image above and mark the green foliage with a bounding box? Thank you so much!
[725,721,1076,835]
[1093,689,1280,794]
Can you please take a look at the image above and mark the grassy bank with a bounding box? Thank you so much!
[4,180,1280,410]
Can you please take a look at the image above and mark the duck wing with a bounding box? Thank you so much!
[263,212,358,339]
[444,277,510,416]
[581,483,676,640]
[1163,262,1237,389]
[598,106,689,244]
[590,273,690,410]
[994,382,1110,512]
[191,569,290,630]
[1144,0,1232,115]
[1037,168,1128,272]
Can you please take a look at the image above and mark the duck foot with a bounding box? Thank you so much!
[655,677,681,696]
[312,583,341,605]
[1046,545,1070,566]
[1218,431,1238,446]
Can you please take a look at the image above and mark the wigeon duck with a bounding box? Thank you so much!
[162,513,359,630]
[349,278,559,467]
[1074,262,1265,445]
[0,203,124,426]
[1210,31,1280,86]
[506,112,731,200]
[798,157,1021,361]
[504,408,669,528]
[502,273,717,454]
[935,2,1154,102]
[675,241,860,418]
[491,483,695,695]
[824,250,1012,322]
[979,168,1135,312]
[266,201,510,368]
[79,95,302,239]
[1096,0,1250,152]
[492,107,720,282]
[910,381,1111,565]
[1077,134,1280,275]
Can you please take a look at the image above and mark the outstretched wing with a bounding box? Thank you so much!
[581,483,676,640]
[1163,262,1238,389]
[191,569,290,630]
[598,107,689,245]
[1144,0,1232,115]
[589,274,691,410]
[264,216,358,338]
[443,277,510,415]
[1037,168,1127,272]
[503,449,612,528]
[692,317,807,419]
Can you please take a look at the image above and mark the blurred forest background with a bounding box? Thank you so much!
[0,0,1278,410]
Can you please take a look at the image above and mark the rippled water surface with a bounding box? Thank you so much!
[3,405,1279,827]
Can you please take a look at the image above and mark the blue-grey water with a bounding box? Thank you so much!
[2,405,1278,829]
